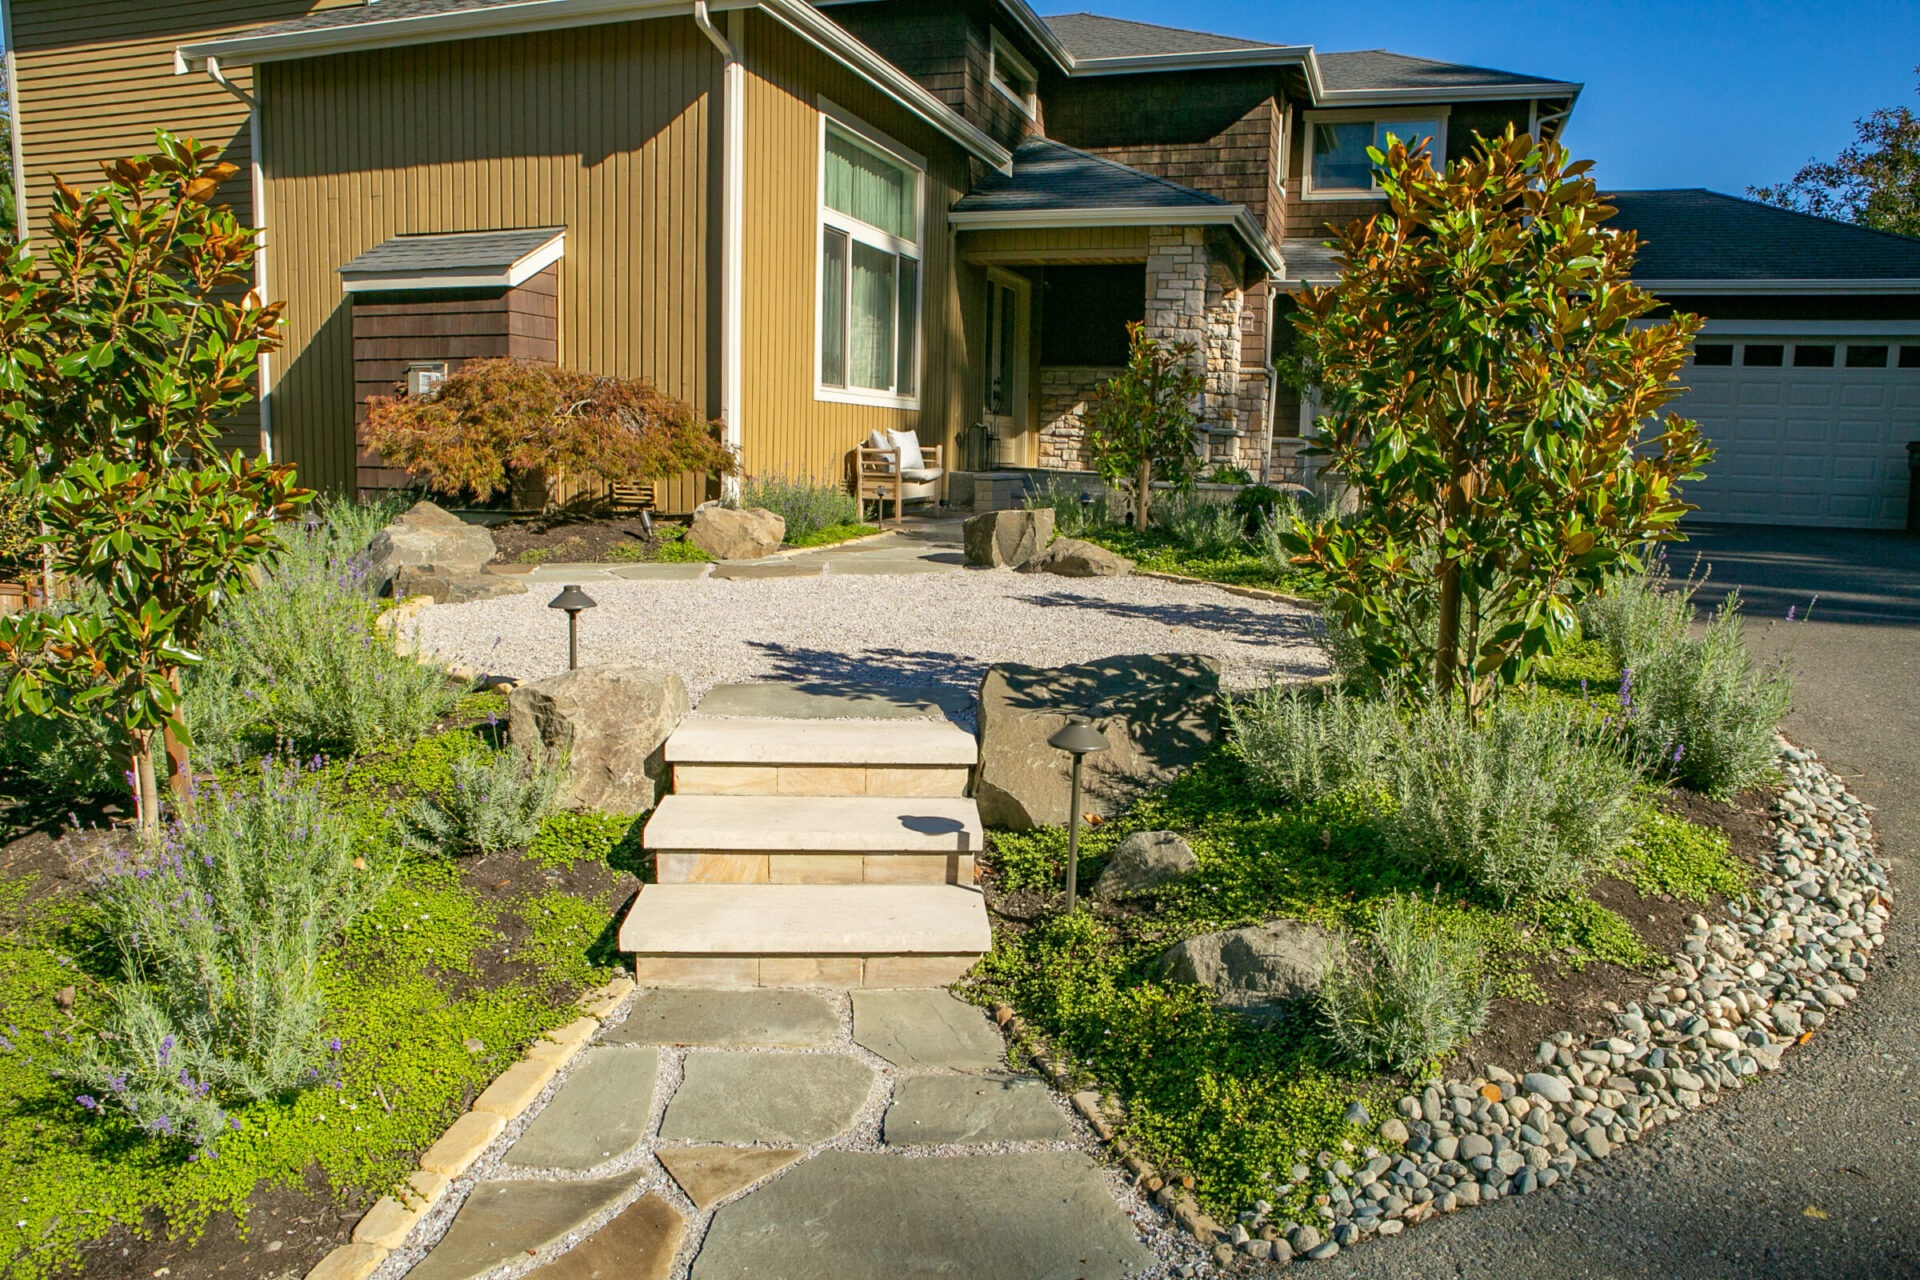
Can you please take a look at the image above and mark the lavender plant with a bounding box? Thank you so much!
[1226,684,1397,803]
[403,745,566,855]
[67,760,387,1152]
[738,472,861,540]
[1320,894,1492,1075]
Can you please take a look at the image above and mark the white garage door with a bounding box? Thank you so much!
[1668,336,1920,529]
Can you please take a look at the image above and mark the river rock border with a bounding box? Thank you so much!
[303,977,636,1280]
[998,740,1892,1270]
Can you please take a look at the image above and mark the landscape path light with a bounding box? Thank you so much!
[1047,715,1110,914]
[301,506,325,536]
[548,584,597,670]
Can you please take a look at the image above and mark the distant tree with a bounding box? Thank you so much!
[1085,322,1206,531]
[1285,127,1712,716]
[1750,68,1920,237]
[359,357,736,506]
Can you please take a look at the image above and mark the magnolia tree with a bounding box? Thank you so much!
[1085,321,1206,531]
[0,132,308,829]
[1285,127,1712,714]
[359,356,736,506]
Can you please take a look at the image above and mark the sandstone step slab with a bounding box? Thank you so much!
[643,795,982,853]
[619,884,991,989]
[666,715,978,766]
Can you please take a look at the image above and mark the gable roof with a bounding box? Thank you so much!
[1606,189,1920,291]
[1042,12,1279,60]
[1317,49,1576,97]
[338,226,567,291]
[950,137,1279,273]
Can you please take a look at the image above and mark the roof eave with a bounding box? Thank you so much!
[177,0,1012,173]
[1065,45,1314,78]
[949,204,1280,275]
[1315,80,1583,106]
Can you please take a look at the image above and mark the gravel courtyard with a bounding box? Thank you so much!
[410,566,1330,718]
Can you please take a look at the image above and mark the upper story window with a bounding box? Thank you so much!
[989,30,1038,118]
[1305,109,1448,198]
[818,109,924,407]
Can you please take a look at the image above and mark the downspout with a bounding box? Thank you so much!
[2,0,28,241]
[182,53,275,463]
[695,1,744,502]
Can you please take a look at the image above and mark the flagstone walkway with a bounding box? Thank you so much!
[387,987,1178,1280]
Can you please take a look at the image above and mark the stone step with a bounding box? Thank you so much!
[667,716,976,798]
[619,884,992,988]
[645,795,982,885]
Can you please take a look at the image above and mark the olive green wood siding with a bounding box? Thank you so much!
[261,22,716,501]
[959,225,1151,263]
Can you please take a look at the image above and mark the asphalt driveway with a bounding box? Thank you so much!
[1319,524,1920,1280]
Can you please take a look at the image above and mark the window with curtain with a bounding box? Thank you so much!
[1308,114,1444,194]
[819,119,922,402]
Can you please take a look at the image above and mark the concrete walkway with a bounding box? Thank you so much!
[496,522,968,584]
[394,988,1170,1279]
[1319,524,1920,1280]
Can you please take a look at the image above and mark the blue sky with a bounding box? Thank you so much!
[1056,2,1920,195]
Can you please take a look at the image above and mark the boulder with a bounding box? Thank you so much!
[366,501,497,593]
[1158,919,1335,1010]
[973,654,1220,830]
[963,508,1054,568]
[689,506,785,560]
[1016,537,1132,578]
[392,564,529,604]
[508,665,690,813]
[1091,831,1196,899]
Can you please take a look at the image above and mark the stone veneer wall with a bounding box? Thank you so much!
[1144,226,1269,474]
[1037,366,1124,470]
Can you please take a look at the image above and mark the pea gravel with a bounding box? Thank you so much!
[407,568,1330,720]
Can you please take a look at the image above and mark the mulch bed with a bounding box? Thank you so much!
[485,513,683,565]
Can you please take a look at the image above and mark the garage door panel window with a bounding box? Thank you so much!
[1792,344,1836,368]
[1901,346,1920,369]
[1691,343,1734,366]
[1845,344,1889,368]
[1741,344,1785,367]
[817,114,923,406]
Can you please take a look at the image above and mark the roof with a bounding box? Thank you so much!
[1605,189,1920,289]
[950,137,1280,273]
[1277,238,1343,287]
[1042,12,1280,60]
[337,226,567,291]
[203,0,525,40]
[1317,49,1576,96]
[953,137,1227,214]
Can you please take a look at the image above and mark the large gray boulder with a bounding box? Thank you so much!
[963,508,1054,568]
[366,500,497,593]
[974,654,1220,830]
[1159,919,1335,1011]
[392,564,528,604]
[1017,537,1132,578]
[508,665,689,813]
[1091,831,1196,899]
[689,506,785,560]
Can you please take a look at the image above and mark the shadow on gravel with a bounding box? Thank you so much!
[1020,590,1320,646]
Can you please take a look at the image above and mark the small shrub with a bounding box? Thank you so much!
[1382,700,1638,905]
[740,473,862,541]
[1319,895,1492,1076]
[1226,685,1397,804]
[1021,475,1118,538]
[0,699,122,798]
[1580,566,1791,798]
[1151,488,1247,559]
[404,746,565,855]
[69,762,389,1151]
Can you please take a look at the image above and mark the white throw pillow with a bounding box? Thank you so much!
[886,428,925,471]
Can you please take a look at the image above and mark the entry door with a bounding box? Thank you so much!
[983,271,1031,466]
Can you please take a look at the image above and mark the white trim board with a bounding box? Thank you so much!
[948,204,1282,275]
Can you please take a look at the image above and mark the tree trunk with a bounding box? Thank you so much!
[162,668,194,813]
[1133,457,1153,532]
[131,734,162,837]
[1433,560,1462,704]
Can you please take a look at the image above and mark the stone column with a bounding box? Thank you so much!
[1143,226,1252,464]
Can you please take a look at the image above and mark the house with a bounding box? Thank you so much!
[3,0,1586,510]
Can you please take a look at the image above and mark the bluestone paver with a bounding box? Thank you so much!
[601,988,838,1049]
[504,1047,658,1170]
[522,1193,683,1280]
[656,1145,804,1209]
[404,1174,640,1280]
[659,1052,872,1145]
[883,1074,1075,1145]
[851,989,1009,1071]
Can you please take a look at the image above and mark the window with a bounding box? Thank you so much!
[818,113,923,405]
[989,30,1038,117]
[1902,345,1920,369]
[1741,344,1784,367]
[1845,344,1889,368]
[1692,343,1734,366]
[1793,344,1835,368]
[1306,110,1446,196]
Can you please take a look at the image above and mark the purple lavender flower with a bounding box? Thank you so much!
[1617,668,1634,713]
[327,1037,343,1055]
[1673,743,1686,764]
[157,1035,173,1068]
[151,1115,174,1136]
[76,1095,97,1111]
[1785,605,1796,621]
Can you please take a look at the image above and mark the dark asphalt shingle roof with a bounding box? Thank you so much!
[231,0,516,39]
[1606,190,1920,282]
[1316,49,1572,93]
[954,136,1226,214]
[338,227,566,277]
[1277,238,1342,285]
[1042,12,1281,60]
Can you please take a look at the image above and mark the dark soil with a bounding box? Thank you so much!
[486,513,680,565]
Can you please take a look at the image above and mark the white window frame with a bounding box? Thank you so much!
[814,99,927,410]
[988,29,1039,119]
[1301,107,1450,201]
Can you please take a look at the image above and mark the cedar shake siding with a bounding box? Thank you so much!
[825,0,1044,152]
[260,11,978,502]
[351,266,560,494]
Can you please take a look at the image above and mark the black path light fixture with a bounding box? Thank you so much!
[1048,714,1110,914]
[301,505,325,536]
[548,583,597,670]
